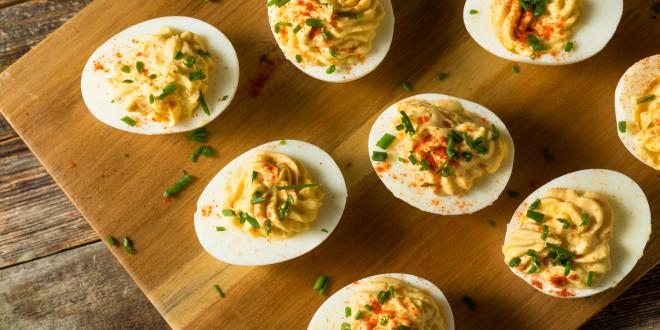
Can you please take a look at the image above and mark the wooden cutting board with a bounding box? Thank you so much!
[1,0,658,328]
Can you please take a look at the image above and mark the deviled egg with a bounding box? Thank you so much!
[368,94,514,215]
[308,274,454,330]
[615,54,660,170]
[503,169,651,298]
[267,0,394,82]
[463,0,623,65]
[194,140,347,266]
[81,16,239,134]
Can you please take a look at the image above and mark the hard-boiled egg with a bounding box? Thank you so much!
[503,169,651,298]
[463,0,622,65]
[81,16,239,134]
[308,273,454,330]
[615,54,660,170]
[368,93,515,215]
[267,0,394,82]
[194,140,347,266]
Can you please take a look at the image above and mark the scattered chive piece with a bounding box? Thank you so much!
[557,218,570,229]
[163,171,194,198]
[306,18,324,28]
[408,152,418,165]
[586,271,594,287]
[341,323,351,330]
[490,124,500,140]
[318,277,329,295]
[213,284,226,298]
[527,34,546,51]
[421,182,434,187]
[637,95,656,104]
[398,157,406,162]
[462,295,477,310]
[313,275,328,290]
[329,48,337,58]
[345,306,351,317]
[221,95,228,101]
[420,159,430,171]
[120,65,131,73]
[377,287,392,304]
[526,210,544,222]
[149,94,155,104]
[121,116,136,126]
[564,261,572,276]
[173,50,183,60]
[581,213,590,226]
[251,191,266,204]
[189,70,207,81]
[527,264,538,274]
[542,147,556,161]
[156,82,177,100]
[564,41,574,52]
[216,226,226,231]
[123,237,136,255]
[528,198,541,210]
[372,151,388,162]
[376,133,396,149]
[278,195,294,220]
[265,219,272,235]
[106,235,118,246]
[354,310,363,320]
[222,209,235,217]
[239,212,260,229]
[273,21,292,33]
[149,73,157,79]
[136,61,144,73]
[541,224,549,240]
[400,111,416,135]
[509,257,521,267]
[122,79,134,83]
[618,121,627,133]
[295,55,302,63]
[322,28,331,40]
[190,146,204,162]
[293,24,301,33]
[546,242,576,258]
[512,65,520,73]
[201,146,214,157]
[279,140,288,145]
[199,92,211,116]
[380,316,387,325]
[326,65,336,74]
[276,183,321,190]
[437,72,447,81]
[186,128,209,142]
[506,189,519,198]
[252,171,258,181]
[402,81,412,92]
[321,229,329,233]
[196,49,211,56]
[364,304,373,311]
[469,9,479,14]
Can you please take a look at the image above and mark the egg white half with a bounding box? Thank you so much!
[308,273,454,330]
[614,54,660,170]
[503,169,651,298]
[267,0,395,83]
[81,16,240,134]
[463,0,623,65]
[368,93,515,215]
[194,140,348,266]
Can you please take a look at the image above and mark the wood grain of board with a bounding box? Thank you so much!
[0,0,658,329]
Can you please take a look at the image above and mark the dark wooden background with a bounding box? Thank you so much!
[0,0,657,328]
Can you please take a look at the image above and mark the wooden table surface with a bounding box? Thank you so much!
[0,0,657,328]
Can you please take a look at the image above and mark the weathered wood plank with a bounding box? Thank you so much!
[0,241,168,328]
[0,0,95,268]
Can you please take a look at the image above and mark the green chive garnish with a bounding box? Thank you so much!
[354,310,363,320]
[173,50,183,60]
[106,235,118,246]
[526,210,544,222]
[186,128,209,142]
[618,120,626,133]
[402,81,412,92]
[546,242,576,258]
[199,92,211,116]
[581,213,590,226]
[273,22,292,33]
[156,82,177,100]
[564,261,571,276]
[469,9,479,14]
[380,316,387,325]
[214,284,226,298]
[276,183,321,190]
[252,170,258,181]
[437,72,447,81]
[321,228,328,233]
[313,275,328,290]
[557,218,570,229]
[527,34,546,51]
[528,198,541,210]
[637,95,656,104]
[420,159,430,171]
[372,151,388,161]
[408,152,418,165]
[163,171,194,198]
[221,95,228,101]
[490,124,500,140]
[512,65,520,74]
[564,41,574,52]
[239,211,260,229]
[136,61,144,73]
[149,73,157,79]
[121,116,136,126]
[509,257,521,267]
[222,209,235,217]
[322,28,331,40]
[183,55,196,68]
[506,189,519,198]
[326,65,336,74]
[190,146,204,162]
[305,18,324,28]
[293,24,301,33]
[400,111,416,135]
[541,224,549,240]
[216,226,226,231]
[295,55,302,63]
[329,48,337,58]
[251,191,266,204]
[376,133,396,149]
[149,94,155,104]
[278,195,294,220]
[586,271,594,287]
[122,79,134,83]
[196,49,211,57]
[123,237,136,255]
[341,323,351,330]
[345,306,351,317]
[189,70,206,81]
[120,65,131,73]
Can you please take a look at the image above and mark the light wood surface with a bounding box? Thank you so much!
[0,0,658,329]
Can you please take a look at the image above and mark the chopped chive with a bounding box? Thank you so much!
[213,284,226,298]
[278,195,294,220]
[189,69,206,81]
[408,152,418,165]
[399,111,416,135]
[221,95,228,101]
[564,261,571,276]
[508,257,521,267]
[637,95,656,104]
[326,65,336,74]
[581,213,590,226]
[279,140,288,145]
[199,92,211,116]
[527,264,538,274]
[321,229,328,233]
[318,277,329,295]
[528,198,541,210]
[293,24,301,33]
[490,124,500,140]
[122,79,134,83]
[190,146,204,162]
[372,151,388,161]
[437,72,448,81]
[136,61,144,73]
[329,48,337,58]
[149,73,157,79]
[586,271,594,287]
[421,182,434,187]
[120,65,131,73]
[377,288,392,304]
[322,28,331,40]
[123,237,136,255]
[527,34,546,51]
[196,49,211,56]
[265,219,272,235]
[564,41,574,52]
[216,226,226,231]
[156,82,177,100]
[222,209,235,217]
[402,82,412,92]
[380,316,387,325]
[276,183,321,190]
[469,9,479,14]
[376,133,396,149]
[173,50,183,60]
[618,121,626,133]
[149,94,155,104]
[186,128,209,142]
[557,218,570,229]
[345,306,351,317]
[420,159,430,171]
[201,146,214,157]
[398,157,406,162]
[354,310,363,320]
[526,210,544,222]
[106,235,118,246]
[313,275,328,290]
[295,54,302,63]
[239,212,260,229]
[341,323,350,330]
[364,304,373,311]
[273,21,292,33]
[121,116,136,126]
[546,242,576,258]
[163,171,194,197]
[506,189,519,198]
[252,171,258,182]
[541,224,549,240]
[251,191,266,204]
[512,65,520,73]
[462,295,477,310]
[305,18,324,27]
